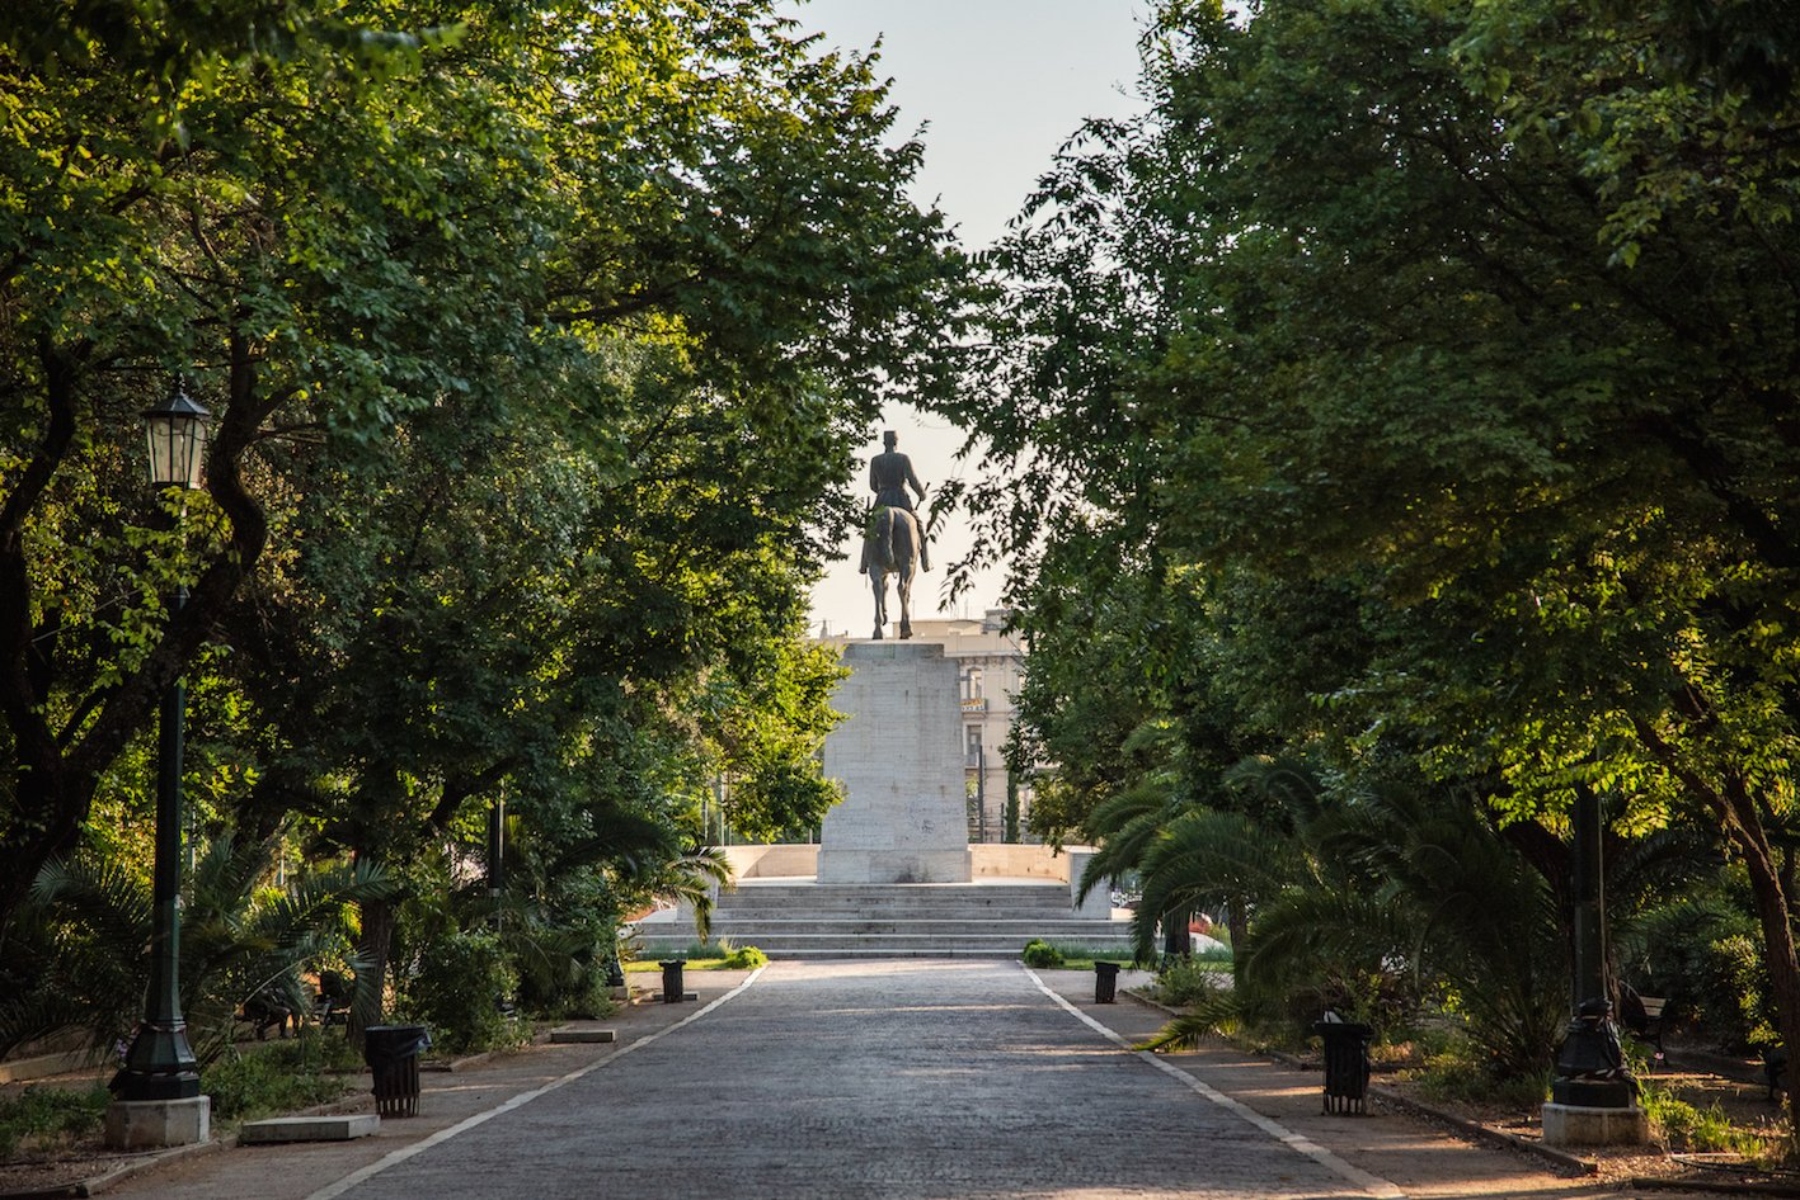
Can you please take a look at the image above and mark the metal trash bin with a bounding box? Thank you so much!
[1094,961,1121,1004]
[1313,1020,1373,1115]
[660,959,686,1004]
[363,1024,431,1117]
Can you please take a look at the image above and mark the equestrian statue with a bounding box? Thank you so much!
[861,430,930,639]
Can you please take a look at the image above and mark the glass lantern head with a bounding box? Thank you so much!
[142,382,211,490]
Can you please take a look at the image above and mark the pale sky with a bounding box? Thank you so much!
[785,0,1151,638]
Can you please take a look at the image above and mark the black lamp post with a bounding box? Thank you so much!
[112,381,210,1104]
[487,793,506,931]
[1551,787,1635,1107]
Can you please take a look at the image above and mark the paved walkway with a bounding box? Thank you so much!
[101,961,1718,1200]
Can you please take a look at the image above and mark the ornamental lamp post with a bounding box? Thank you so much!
[106,381,212,1149]
[1541,788,1648,1149]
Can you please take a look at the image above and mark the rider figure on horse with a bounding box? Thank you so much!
[865,430,930,572]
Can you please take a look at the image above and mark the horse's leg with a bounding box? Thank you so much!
[871,565,886,639]
[897,563,913,639]
[898,516,919,638]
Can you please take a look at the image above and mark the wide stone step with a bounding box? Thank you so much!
[705,928,1116,935]
[637,878,1133,958]
[716,899,1080,910]
[680,932,1135,955]
[716,888,1079,909]
[715,909,1093,924]
[693,916,1136,956]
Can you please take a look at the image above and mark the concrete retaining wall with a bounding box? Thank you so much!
[721,844,820,879]
[718,841,1109,919]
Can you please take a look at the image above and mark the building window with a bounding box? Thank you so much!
[966,725,983,765]
[961,667,985,701]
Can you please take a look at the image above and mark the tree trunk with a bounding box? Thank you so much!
[1721,787,1800,1149]
[350,891,399,1049]
[1635,718,1800,1147]
[1163,904,1189,961]
[1228,897,1250,984]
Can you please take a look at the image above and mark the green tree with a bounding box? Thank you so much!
[4,835,389,1063]
[0,0,555,926]
[957,0,1800,1127]
[1,0,969,950]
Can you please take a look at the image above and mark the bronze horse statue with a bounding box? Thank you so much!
[862,505,920,639]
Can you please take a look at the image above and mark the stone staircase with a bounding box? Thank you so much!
[653,879,1136,959]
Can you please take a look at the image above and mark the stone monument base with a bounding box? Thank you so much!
[1540,1101,1648,1148]
[818,642,971,885]
[816,848,972,886]
[105,1095,211,1149]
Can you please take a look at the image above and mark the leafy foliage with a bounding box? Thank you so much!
[948,0,1800,1125]
[0,0,972,1043]
[3,836,389,1065]
[1136,993,1241,1054]
[201,1035,355,1123]
[397,927,523,1056]
[0,1084,109,1161]
[718,943,769,970]
[1619,892,1778,1052]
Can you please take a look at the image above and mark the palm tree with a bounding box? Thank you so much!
[1254,775,1566,1076]
[648,845,732,944]
[3,834,391,1066]
[1088,755,1320,968]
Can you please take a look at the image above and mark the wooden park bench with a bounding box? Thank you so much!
[1618,984,1667,1069]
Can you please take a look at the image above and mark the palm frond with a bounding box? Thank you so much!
[654,846,732,942]
[31,857,151,952]
[1135,993,1242,1052]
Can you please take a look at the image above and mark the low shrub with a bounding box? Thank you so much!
[400,928,525,1055]
[1638,1078,1767,1155]
[1155,958,1230,1008]
[1412,1047,1551,1111]
[0,1085,109,1159]
[720,944,769,969]
[203,1045,351,1122]
[633,941,732,963]
[552,974,620,1020]
[1022,939,1065,968]
[257,1026,365,1074]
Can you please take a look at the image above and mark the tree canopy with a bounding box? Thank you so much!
[0,0,971,1013]
[952,0,1800,1126]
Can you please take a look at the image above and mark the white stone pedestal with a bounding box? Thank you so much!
[104,1095,211,1149]
[1540,1101,1649,1148]
[819,642,971,884]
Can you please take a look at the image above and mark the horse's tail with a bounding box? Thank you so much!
[882,507,897,571]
